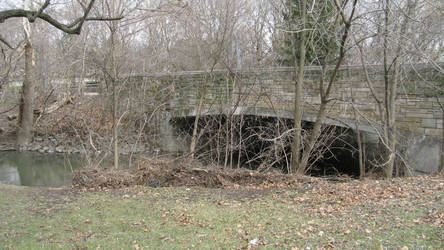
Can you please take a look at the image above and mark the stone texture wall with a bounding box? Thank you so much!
[137,64,443,138]
[232,65,443,138]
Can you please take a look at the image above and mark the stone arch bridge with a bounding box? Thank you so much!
[130,64,443,174]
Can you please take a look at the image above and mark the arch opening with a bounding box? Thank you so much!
[171,114,362,177]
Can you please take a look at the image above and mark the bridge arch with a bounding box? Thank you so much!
[169,107,382,176]
[145,64,443,175]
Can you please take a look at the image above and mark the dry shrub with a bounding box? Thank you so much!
[72,157,313,189]
[73,167,135,189]
[35,97,113,137]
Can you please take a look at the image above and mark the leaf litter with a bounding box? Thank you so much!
[72,157,313,189]
[70,157,443,248]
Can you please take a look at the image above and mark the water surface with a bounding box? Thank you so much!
[0,151,82,187]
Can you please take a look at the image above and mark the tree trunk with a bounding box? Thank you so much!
[382,0,392,179]
[352,88,365,179]
[384,66,398,178]
[224,76,230,168]
[381,0,415,179]
[237,114,243,169]
[190,76,208,158]
[356,128,364,179]
[113,79,119,169]
[440,112,444,176]
[290,0,306,174]
[299,103,327,172]
[294,0,357,174]
[110,27,119,169]
[224,115,229,168]
[17,41,34,147]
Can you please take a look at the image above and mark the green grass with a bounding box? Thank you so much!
[0,178,443,249]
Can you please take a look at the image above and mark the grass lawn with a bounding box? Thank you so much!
[0,176,443,249]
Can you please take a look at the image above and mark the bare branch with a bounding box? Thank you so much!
[0,0,123,35]
[0,34,13,49]
[28,0,50,22]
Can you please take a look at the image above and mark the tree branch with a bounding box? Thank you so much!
[29,0,50,22]
[0,0,123,35]
[0,35,13,49]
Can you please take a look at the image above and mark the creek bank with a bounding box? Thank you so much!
[0,133,150,155]
[0,95,157,156]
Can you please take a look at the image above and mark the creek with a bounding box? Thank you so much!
[0,151,82,187]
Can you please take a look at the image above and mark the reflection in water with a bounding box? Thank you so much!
[0,152,82,187]
[0,164,21,186]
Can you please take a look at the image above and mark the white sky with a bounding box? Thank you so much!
[0,0,17,9]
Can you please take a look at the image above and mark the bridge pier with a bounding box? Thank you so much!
[158,114,189,153]
[402,133,441,175]
[356,131,440,175]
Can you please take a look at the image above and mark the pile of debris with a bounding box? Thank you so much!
[73,158,313,189]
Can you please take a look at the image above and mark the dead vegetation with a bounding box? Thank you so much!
[72,158,314,189]
[34,96,113,137]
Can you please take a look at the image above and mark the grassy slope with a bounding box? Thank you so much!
[0,176,443,249]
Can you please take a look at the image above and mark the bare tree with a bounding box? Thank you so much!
[352,0,442,178]
[278,0,359,174]
[16,0,34,147]
[86,0,145,168]
[0,0,122,147]
[287,0,307,174]
[176,0,246,158]
[0,0,121,36]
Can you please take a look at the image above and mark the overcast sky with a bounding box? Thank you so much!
[0,0,55,10]
[0,0,17,9]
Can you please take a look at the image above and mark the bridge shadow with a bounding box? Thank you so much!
[171,114,367,177]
